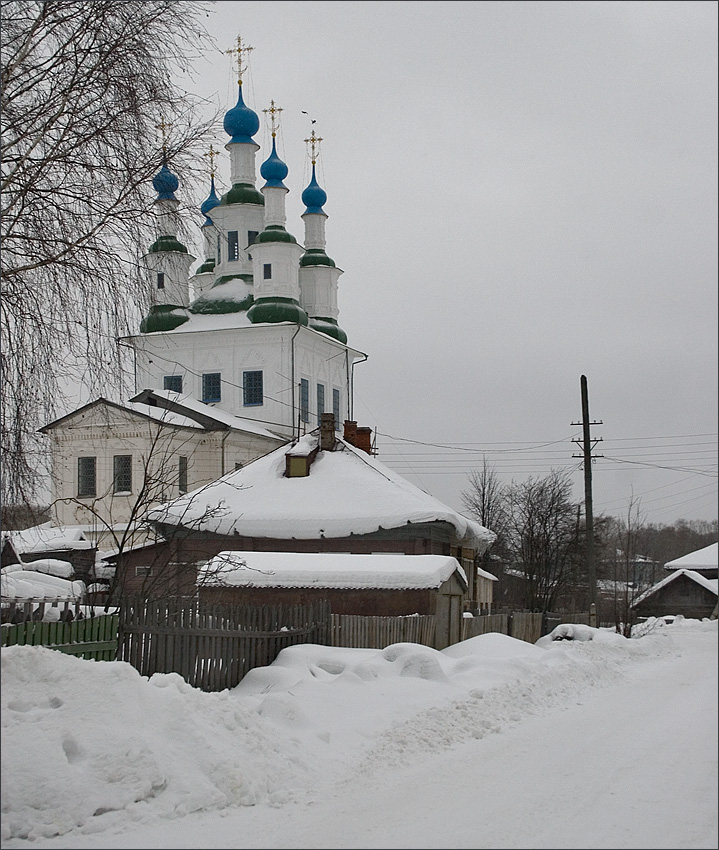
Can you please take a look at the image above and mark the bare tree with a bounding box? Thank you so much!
[1,0,219,506]
[605,495,647,636]
[47,417,244,602]
[503,470,581,613]
[462,456,508,550]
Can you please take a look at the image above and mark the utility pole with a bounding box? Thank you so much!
[571,375,603,621]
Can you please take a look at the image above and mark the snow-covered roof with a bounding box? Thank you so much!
[663,542,718,571]
[1,569,85,600]
[124,401,202,429]
[632,568,719,607]
[3,523,94,553]
[149,432,496,550]
[201,552,468,590]
[130,389,286,441]
[2,558,74,579]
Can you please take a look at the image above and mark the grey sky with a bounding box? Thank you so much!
[181,0,718,525]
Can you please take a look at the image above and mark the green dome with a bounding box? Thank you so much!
[309,316,347,344]
[299,249,336,268]
[195,258,215,274]
[257,225,297,244]
[220,183,265,206]
[140,304,189,333]
[247,297,308,326]
[148,235,189,254]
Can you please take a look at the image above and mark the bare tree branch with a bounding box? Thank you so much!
[1,0,221,504]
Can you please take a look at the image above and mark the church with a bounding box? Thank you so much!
[37,37,495,621]
[41,37,367,547]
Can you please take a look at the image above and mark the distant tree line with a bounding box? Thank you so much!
[462,458,717,626]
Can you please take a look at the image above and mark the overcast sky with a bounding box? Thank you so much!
[178,0,717,527]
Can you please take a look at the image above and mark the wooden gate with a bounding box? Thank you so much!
[117,596,331,691]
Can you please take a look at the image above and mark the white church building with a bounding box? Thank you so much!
[41,40,367,547]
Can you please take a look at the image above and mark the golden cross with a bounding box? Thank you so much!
[203,144,218,177]
[263,99,283,138]
[225,34,253,84]
[155,119,173,153]
[304,129,323,165]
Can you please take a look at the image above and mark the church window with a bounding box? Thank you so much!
[202,372,221,403]
[157,272,165,289]
[216,234,221,263]
[247,230,258,246]
[333,388,341,430]
[113,455,132,493]
[316,383,325,424]
[77,457,96,498]
[243,370,263,406]
[228,231,239,261]
[163,375,182,393]
[300,378,310,423]
[178,456,188,494]
[263,263,272,280]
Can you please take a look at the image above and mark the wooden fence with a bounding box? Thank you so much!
[117,596,331,691]
[331,614,436,649]
[1,612,119,661]
[462,612,549,644]
[1,598,85,624]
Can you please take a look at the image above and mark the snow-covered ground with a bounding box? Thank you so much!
[1,617,716,849]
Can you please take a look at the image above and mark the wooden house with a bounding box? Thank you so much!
[662,542,718,580]
[198,551,488,649]
[631,568,718,621]
[114,417,497,624]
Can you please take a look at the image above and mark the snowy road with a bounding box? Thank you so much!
[10,625,714,850]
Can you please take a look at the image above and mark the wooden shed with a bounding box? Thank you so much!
[198,551,472,649]
[632,569,718,621]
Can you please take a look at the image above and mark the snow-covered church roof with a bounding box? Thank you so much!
[148,431,496,550]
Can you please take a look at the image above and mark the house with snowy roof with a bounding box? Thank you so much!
[1,522,96,580]
[198,551,497,650]
[662,542,718,580]
[113,415,496,620]
[631,568,718,621]
[40,39,368,555]
[40,392,285,550]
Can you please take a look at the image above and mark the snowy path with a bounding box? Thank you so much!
[14,628,715,850]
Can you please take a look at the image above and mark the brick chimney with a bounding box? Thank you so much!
[343,420,373,454]
[320,412,336,451]
[343,420,357,446]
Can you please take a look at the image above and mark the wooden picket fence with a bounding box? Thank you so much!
[462,612,545,644]
[117,596,331,691]
[1,610,119,661]
[331,613,436,649]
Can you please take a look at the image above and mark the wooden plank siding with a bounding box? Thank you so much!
[331,614,436,649]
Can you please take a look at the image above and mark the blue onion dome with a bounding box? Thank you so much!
[301,164,327,214]
[200,176,220,225]
[223,84,260,143]
[153,163,179,200]
[260,137,288,188]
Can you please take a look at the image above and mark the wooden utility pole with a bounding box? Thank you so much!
[571,375,603,619]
